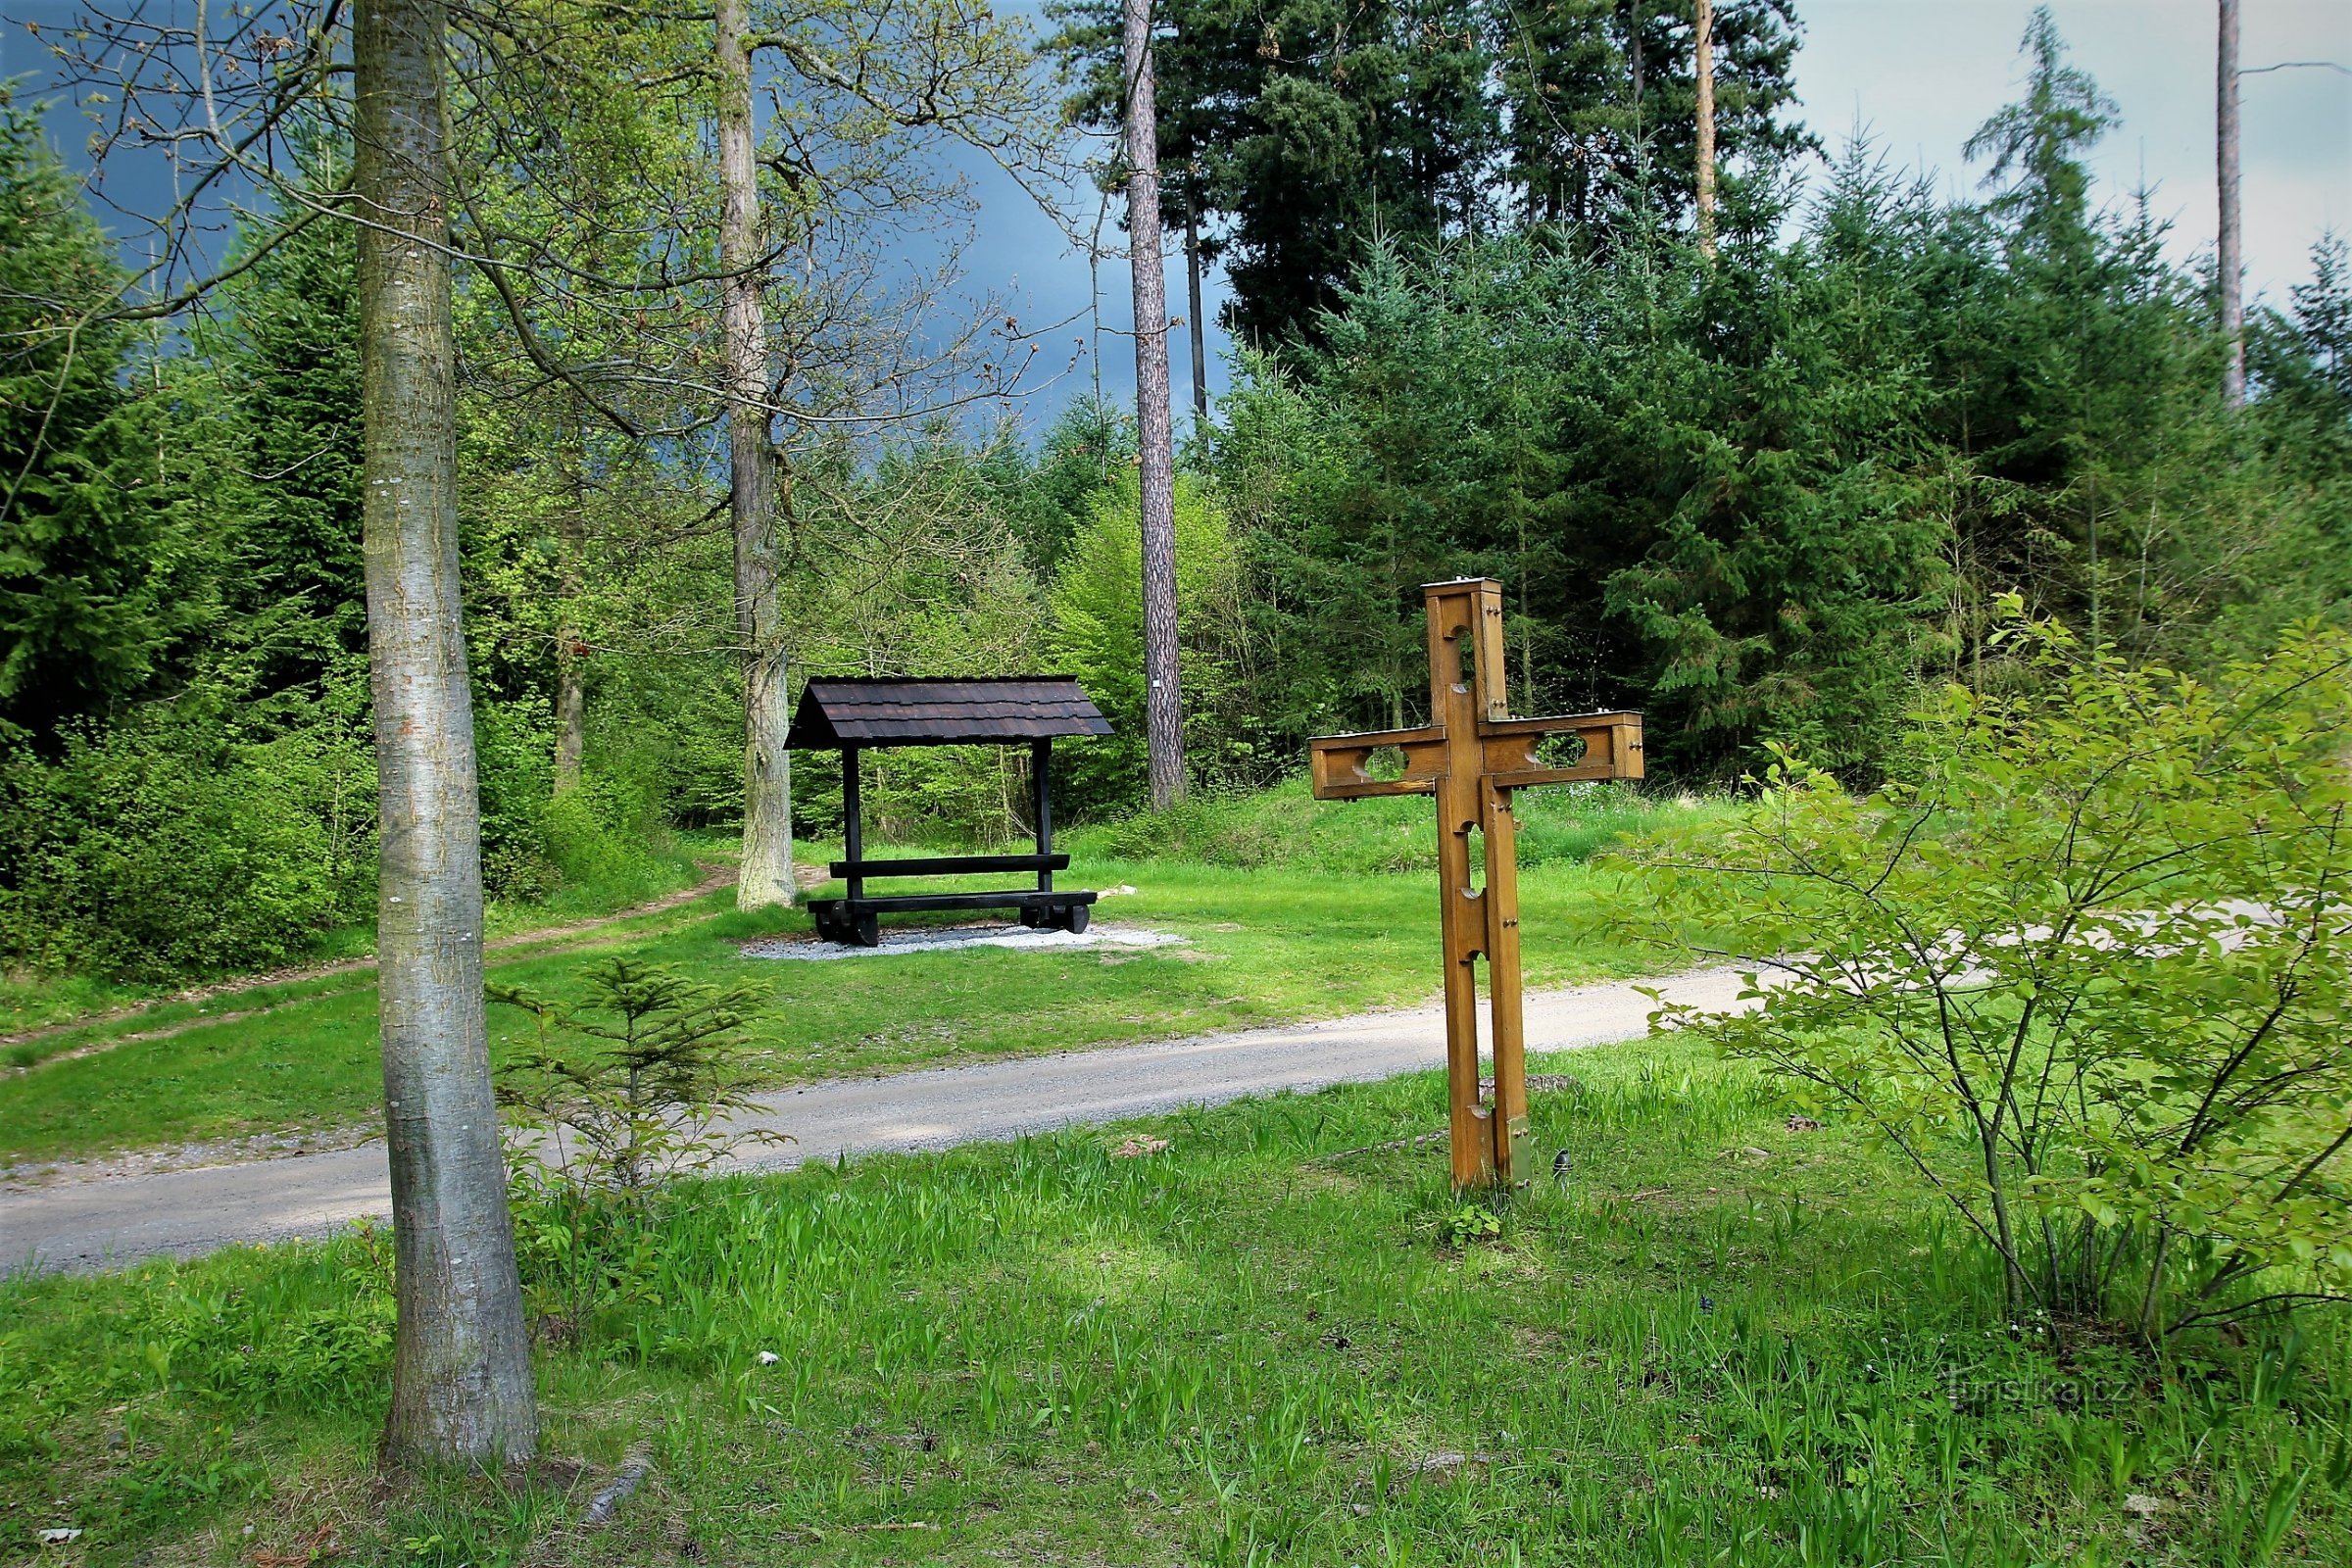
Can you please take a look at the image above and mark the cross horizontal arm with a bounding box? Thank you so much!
[1306,711,1643,800]
[1306,723,1443,799]
[1479,711,1644,789]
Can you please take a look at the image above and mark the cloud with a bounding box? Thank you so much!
[1796,1,2351,304]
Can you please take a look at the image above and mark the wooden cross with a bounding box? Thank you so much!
[1308,579,1644,1191]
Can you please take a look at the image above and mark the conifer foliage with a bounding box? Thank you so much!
[0,93,220,744]
[1210,16,2352,779]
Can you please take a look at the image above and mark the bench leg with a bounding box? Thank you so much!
[1056,904,1091,935]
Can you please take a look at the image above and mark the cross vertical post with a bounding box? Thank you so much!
[1308,580,1644,1191]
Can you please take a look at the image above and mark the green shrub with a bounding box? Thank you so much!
[484,780,673,910]
[0,710,376,980]
[1048,471,1254,814]
[1637,609,2352,1337]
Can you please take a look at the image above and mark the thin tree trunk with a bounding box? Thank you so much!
[1124,0,1184,809]
[553,445,587,795]
[554,651,586,793]
[354,0,537,1468]
[1628,2,1644,113]
[2218,0,2245,408]
[1185,199,1208,425]
[2138,1227,2173,1341]
[718,0,795,906]
[1694,0,1716,257]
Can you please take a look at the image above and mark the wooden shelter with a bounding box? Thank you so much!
[785,677,1113,946]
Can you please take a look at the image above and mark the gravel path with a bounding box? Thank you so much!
[0,968,1753,1275]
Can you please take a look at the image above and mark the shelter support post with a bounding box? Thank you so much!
[1032,739,1054,894]
[843,745,863,905]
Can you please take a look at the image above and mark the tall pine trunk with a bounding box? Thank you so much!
[718,0,795,906]
[355,0,537,1468]
[2218,0,2245,408]
[1185,200,1208,425]
[1628,2,1644,115]
[1123,0,1184,809]
[1694,0,1716,257]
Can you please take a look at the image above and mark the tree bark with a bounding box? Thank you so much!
[1694,0,1717,257]
[354,0,537,1469]
[553,647,586,793]
[718,0,795,906]
[554,445,587,795]
[1628,2,1644,113]
[1124,0,1185,809]
[2218,0,2245,408]
[1185,199,1208,425]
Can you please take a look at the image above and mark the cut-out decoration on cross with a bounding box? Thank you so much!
[1308,579,1644,1192]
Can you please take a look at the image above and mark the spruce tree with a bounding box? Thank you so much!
[0,93,218,744]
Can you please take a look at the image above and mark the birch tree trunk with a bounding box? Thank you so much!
[354,0,537,1468]
[718,0,796,906]
[1123,0,1185,809]
[1694,0,1717,258]
[2218,0,2245,408]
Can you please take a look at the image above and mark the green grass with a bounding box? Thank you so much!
[0,830,719,1042]
[7,1034,2346,1566]
[1061,774,1738,875]
[0,785,1712,1167]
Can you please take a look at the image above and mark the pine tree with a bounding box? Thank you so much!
[0,92,219,744]
[202,186,369,711]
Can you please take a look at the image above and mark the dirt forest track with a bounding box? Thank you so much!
[0,859,755,1073]
[1,968,1754,1274]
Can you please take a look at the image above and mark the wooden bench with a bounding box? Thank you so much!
[828,853,1069,879]
[808,854,1094,946]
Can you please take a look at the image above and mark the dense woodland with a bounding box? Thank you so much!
[3,3,2348,984]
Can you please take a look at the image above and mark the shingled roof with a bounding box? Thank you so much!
[784,677,1114,748]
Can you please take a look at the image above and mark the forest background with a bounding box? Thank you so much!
[3,0,2349,988]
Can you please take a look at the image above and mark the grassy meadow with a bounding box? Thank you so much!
[5,1032,2346,1566]
[0,783,1724,1168]
[0,830,721,1043]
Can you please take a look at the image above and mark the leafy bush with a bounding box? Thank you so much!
[476,696,668,906]
[0,687,674,979]
[1638,611,2352,1336]
[1048,471,1255,814]
[0,707,376,980]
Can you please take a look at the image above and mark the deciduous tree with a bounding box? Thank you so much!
[353,0,539,1463]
